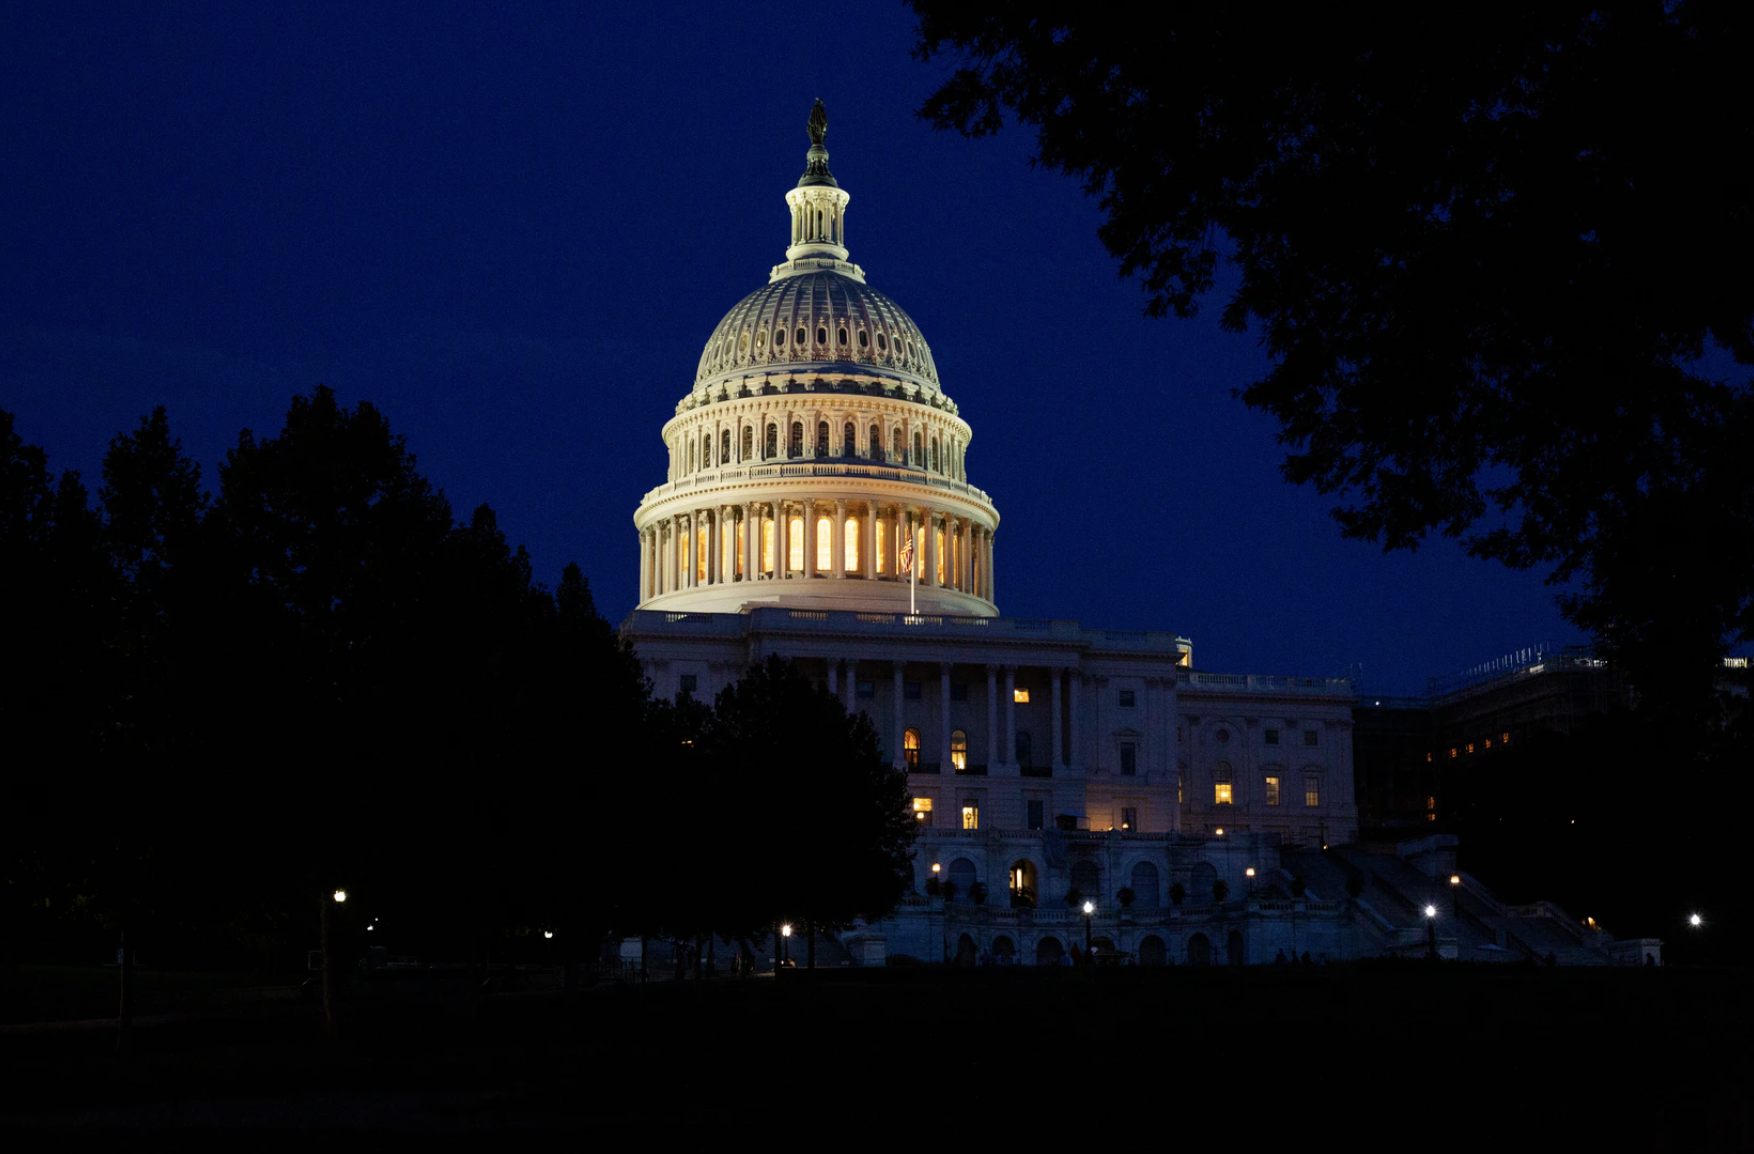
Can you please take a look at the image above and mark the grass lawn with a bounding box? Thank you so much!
[1,963,1747,1140]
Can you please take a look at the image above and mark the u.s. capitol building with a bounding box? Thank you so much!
[618,105,1653,968]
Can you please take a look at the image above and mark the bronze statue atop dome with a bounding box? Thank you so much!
[807,99,828,146]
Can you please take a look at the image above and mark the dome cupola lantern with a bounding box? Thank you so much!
[631,103,1000,617]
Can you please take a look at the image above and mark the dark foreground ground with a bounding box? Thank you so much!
[1,963,1748,1144]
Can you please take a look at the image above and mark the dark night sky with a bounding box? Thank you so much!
[0,2,1594,693]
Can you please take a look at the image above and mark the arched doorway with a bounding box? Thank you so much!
[992,935,1016,963]
[1188,933,1212,967]
[1190,862,1219,904]
[1008,860,1038,908]
[955,933,977,966]
[1228,929,1246,966]
[1139,935,1167,966]
[949,858,977,903]
[1130,861,1161,908]
[1091,936,1117,960]
[1035,936,1064,966]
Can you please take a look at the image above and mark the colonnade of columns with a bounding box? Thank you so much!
[639,499,995,604]
[668,407,967,484]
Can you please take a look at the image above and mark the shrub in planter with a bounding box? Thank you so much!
[1116,886,1136,908]
[969,882,988,906]
[1212,880,1230,903]
[1169,882,1186,906]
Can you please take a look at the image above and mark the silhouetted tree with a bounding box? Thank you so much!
[912,3,1754,731]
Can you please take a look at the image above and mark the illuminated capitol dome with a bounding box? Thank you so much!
[633,99,998,616]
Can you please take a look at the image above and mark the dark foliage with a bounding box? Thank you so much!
[911,2,1754,731]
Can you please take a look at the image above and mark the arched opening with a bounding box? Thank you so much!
[955,932,977,966]
[790,421,804,458]
[1190,862,1219,904]
[741,426,752,461]
[912,431,923,465]
[1130,861,1161,909]
[843,517,858,571]
[930,439,939,472]
[875,517,887,574]
[950,729,968,771]
[816,421,829,458]
[891,428,902,461]
[992,935,1015,963]
[1139,935,1167,967]
[949,858,977,904]
[701,434,711,468]
[720,429,730,464]
[1070,860,1100,900]
[1008,860,1037,908]
[688,441,696,472]
[903,727,921,770]
[787,515,804,573]
[1015,729,1033,769]
[765,423,777,458]
[1035,936,1064,966]
[869,423,880,459]
[815,515,831,572]
[1228,930,1246,967]
[842,421,855,457]
[1188,933,1212,967]
[1091,936,1116,959]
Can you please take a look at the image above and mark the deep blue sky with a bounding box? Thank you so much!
[0,1,1591,692]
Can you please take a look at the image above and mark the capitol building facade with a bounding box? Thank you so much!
[618,107,1650,968]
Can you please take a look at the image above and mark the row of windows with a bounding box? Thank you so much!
[1208,765,1322,808]
[677,420,962,478]
[1435,732,1513,759]
[1206,726,1320,746]
[719,323,916,362]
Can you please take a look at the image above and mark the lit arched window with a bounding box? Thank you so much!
[765,424,777,458]
[790,422,804,458]
[1214,761,1234,805]
[875,516,887,574]
[844,516,858,571]
[950,729,968,771]
[843,421,855,457]
[787,514,804,572]
[904,727,921,769]
[816,421,829,457]
[1015,730,1032,768]
[815,515,831,571]
[869,423,880,459]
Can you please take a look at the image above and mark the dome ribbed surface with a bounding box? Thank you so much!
[694,271,939,389]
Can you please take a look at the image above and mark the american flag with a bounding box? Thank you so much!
[898,530,915,577]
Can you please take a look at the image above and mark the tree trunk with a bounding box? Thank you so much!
[320,892,336,1038]
[116,927,131,1054]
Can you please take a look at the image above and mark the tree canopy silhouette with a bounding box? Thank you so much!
[911,2,1754,728]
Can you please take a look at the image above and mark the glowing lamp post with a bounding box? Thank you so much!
[1423,903,1439,960]
[1450,873,1461,915]
[781,922,793,968]
[333,889,347,904]
[1688,913,1703,928]
[1082,900,1095,961]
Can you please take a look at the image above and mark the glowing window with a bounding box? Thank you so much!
[1215,782,1234,805]
[1466,742,1475,754]
[1120,806,1137,832]
[1449,748,1458,759]
[912,797,933,823]
[1013,688,1030,704]
[1502,732,1511,744]
[950,729,968,771]
[762,518,775,573]
[903,727,921,769]
[844,517,858,571]
[961,804,979,830]
[1265,776,1281,806]
[1304,776,1321,807]
[876,517,887,574]
[735,519,745,577]
[1215,762,1233,806]
[1482,737,1492,749]
[788,516,804,572]
[816,516,832,571]
[697,527,707,581]
[936,527,946,583]
[1177,772,1185,805]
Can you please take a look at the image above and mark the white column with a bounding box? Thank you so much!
[922,507,938,589]
[832,498,847,578]
[1003,665,1016,768]
[1068,671,1081,771]
[986,664,999,770]
[827,659,838,699]
[861,501,876,579]
[893,663,906,771]
[1052,667,1064,769]
[638,528,648,603]
[939,663,953,773]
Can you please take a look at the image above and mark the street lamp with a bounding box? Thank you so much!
[1450,873,1461,915]
[781,922,792,968]
[333,889,347,903]
[1082,900,1095,961]
[1688,913,1704,928]
[1423,903,1438,960]
[543,930,554,940]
